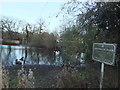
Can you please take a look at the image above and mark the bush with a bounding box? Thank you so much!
[57,66,87,88]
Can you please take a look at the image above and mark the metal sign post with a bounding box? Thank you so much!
[92,43,117,89]
[100,63,104,90]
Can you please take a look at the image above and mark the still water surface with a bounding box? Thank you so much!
[0,45,63,66]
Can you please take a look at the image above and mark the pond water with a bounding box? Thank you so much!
[0,45,63,66]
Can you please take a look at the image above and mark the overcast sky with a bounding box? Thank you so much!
[0,1,66,32]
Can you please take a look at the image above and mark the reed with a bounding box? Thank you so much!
[17,66,27,88]
[18,66,35,88]
[25,69,35,88]
[2,69,9,88]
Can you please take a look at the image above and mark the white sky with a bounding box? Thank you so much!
[1,0,116,32]
[0,1,67,32]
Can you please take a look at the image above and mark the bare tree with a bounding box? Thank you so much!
[0,16,22,40]
[36,19,46,34]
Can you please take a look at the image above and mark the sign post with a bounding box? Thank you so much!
[100,63,104,90]
[92,43,117,89]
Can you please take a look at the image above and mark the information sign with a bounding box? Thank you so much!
[92,43,117,65]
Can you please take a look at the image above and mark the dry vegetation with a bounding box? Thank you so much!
[57,66,86,88]
[2,66,35,88]
[2,69,9,88]
[17,66,35,88]
[2,63,118,88]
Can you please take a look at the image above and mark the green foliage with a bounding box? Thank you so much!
[60,26,81,65]
[59,23,96,64]
[9,78,18,88]
[59,1,120,65]
[79,72,89,80]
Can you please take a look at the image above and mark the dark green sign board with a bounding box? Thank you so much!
[92,43,117,65]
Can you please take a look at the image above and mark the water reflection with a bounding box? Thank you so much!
[0,45,63,66]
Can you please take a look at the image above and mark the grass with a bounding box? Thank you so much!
[9,78,18,88]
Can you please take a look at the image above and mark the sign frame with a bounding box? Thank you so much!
[92,43,117,66]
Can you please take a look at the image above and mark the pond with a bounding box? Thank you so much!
[0,45,63,66]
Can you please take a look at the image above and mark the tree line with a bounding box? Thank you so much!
[58,1,120,65]
[0,17,58,50]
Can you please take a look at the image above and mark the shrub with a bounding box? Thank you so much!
[57,66,87,88]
